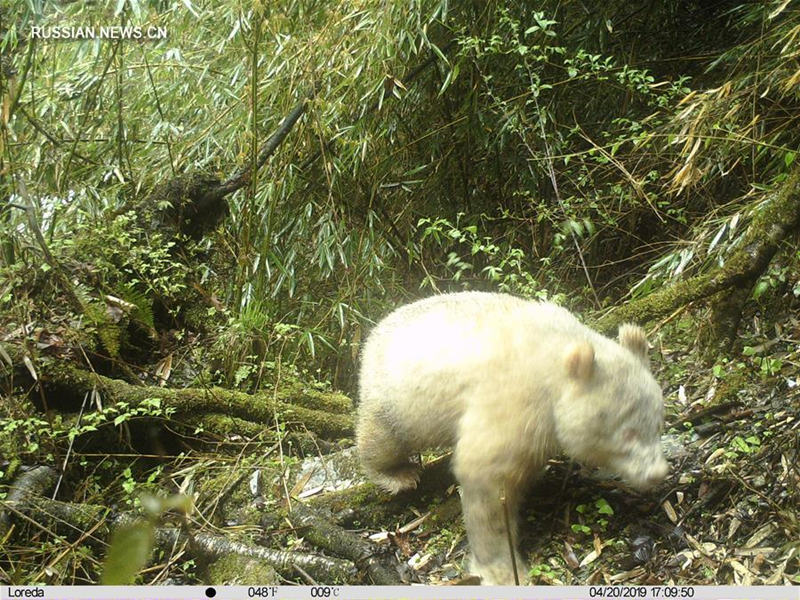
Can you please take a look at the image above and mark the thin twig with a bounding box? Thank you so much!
[293,563,318,585]
[501,486,519,585]
[52,391,90,500]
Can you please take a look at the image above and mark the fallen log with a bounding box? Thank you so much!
[0,465,58,538]
[42,363,353,440]
[3,495,356,583]
[291,503,402,584]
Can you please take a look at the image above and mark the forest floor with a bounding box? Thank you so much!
[283,307,800,586]
[1,303,798,586]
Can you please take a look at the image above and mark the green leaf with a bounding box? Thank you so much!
[305,331,316,358]
[101,520,155,584]
[571,523,591,534]
[731,436,751,453]
[595,497,614,515]
[142,397,162,409]
[568,219,584,236]
[430,43,449,66]
[752,280,770,299]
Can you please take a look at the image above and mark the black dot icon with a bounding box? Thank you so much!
[205,587,217,598]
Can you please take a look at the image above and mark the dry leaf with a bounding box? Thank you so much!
[769,0,792,19]
[593,534,603,555]
[705,448,726,464]
[398,511,429,534]
[662,499,678,523]
[608,567,645,582]
[579,549,599,567]
[728,516,741,539]
[368,531,389,543]
[155,354,173,386]
[744,523,774,548]
[734,547,773,557]
[297,485,324,499]
[0,343,12,366]
[563,541,579,569]
[23,355,38,381]
[289,468,315,498]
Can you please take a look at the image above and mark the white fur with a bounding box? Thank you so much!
[356,291,668,584]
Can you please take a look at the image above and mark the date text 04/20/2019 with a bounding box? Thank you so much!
[590,587,696,598]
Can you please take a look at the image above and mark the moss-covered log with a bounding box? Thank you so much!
[291,503,402,584]
[0,465,58,537]
[4,495,356,583]
[594,169,800,335]
[43,363,353,440]
[306,457,457,529]
[206,555,280,585]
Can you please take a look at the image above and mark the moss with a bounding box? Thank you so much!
[0,458,22,488]
[185,413,271,441]
[274,379,353,413]
[206,555,279,585]
[308,457,455,529]
[429,494,463,525]
[195,455,283,528]
[593,169,800,338]
[43,364,354,439]
[592,272,713,335]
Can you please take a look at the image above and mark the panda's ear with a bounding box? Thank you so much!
[618,323,649,363]
[565,342,594,381]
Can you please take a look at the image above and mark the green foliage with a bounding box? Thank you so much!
[573,497,614,534]
[1,415,53,456]
[726,434,762,459]
[209,305,326,389]
[529,561,558,581]
[118,286,156,331]
[594,497,614,516]
[2,0,799,377]
[570,522,592,535]
[84,300,121,358]
[0,396,175,458]
[64,210,189,306]
[417,214,561,300]
[742,345,784,378]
